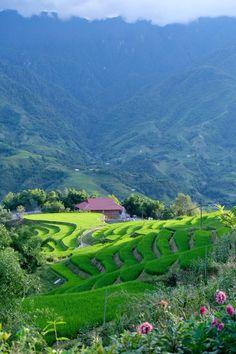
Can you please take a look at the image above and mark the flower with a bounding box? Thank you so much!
[226,304,235,316]
[200,306,207,317]
[217,322,224,331]
[211,318,218,327]
[215,290,227,304]
[159,300,168,309]
[137,322,153,335]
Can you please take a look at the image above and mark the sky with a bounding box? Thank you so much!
[1,0,236,25]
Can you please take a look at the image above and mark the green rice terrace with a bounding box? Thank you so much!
[23,211,229,339]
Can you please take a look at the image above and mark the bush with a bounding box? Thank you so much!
[41,201,65,213]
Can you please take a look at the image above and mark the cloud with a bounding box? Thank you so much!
[1,0,236,25]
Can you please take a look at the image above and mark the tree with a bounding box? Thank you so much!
[16,205,25,214]
[171,193,199,217]
[11,226,43,273]
[0,224,11,249]
[62,188,88,209]
[0,247,25,323]
[123,194,164,219]
[160,207,175,220]
[0,206,11,224]
[216,204,236,230]
[41,201,65,213]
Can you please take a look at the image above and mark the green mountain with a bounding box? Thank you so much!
[1,11,236,202]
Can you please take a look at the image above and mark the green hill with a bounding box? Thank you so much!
[1,12,236,202]
[23,211,229,338]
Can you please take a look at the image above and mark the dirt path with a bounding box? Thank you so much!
[78,225,104,248]
[152,237,161,258]
[169,236,178,253]
[112,252,123,268]
[91,257,105,272]
[66,260,90,279]
[189,232,194,249]
[132,247,143,263]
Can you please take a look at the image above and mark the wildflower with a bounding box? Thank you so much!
[226,304,235,316]
[217,322,224,331]
[159,300,168,309]
[137,322,153,335]
[200,306,207,317]
[211,318,218,327]
[215,290,227,304]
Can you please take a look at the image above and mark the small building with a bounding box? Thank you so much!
[75,197,124,220]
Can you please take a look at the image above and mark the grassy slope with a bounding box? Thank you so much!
[24,212,229,339]
[24,212,104,257]
[24,281,154,341]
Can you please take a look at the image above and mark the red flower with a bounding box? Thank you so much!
[137,322,153,335]
[200,306,207,317]
[226,304,235,316]
[215,290,227,304]
[217,322,224,331]
[211,318,218,327]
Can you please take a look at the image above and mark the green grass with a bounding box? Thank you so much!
[24,211,230,339]
[24,281,154,341]
[24,212,104,257]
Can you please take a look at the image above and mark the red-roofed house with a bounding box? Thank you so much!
[75,197,124,220]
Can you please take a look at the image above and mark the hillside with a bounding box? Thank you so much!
[23,211,229,338]
[1,11,236,201]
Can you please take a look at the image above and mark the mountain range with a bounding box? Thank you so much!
[1,10,236,203]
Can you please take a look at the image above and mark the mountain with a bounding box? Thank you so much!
[1,10,236,203]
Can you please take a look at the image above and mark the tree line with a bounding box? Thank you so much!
[2,188,200,219]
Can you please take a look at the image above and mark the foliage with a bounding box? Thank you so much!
[11,225,43,273]
[0,247,26,323]
[3,189,47,211]
[61,189,88,210]
[216,204,236,230]
[123,194,164,218]
[0,224,43,324]
[41,201,65,213]
[171,193,199,216]
[0,205,11,224]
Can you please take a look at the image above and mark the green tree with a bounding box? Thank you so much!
[41,201,65,213]
[0,224,11,249]
[0,206,11,224]
[11,226,43,273]
[123,194,164,219]
[171,193,199,217]
[0,247,25,323]
[62,188,88,209]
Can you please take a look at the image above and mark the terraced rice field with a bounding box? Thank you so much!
[25,212,228,294]
[24,211,229,338]
[24,212,104,257]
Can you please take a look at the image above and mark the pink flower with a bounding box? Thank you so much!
[217,322,224,331]
[211,318,218,327]
[200,306,207,317]
[137,322,153,335]
[226,304,235,316]
[215,290,227,304]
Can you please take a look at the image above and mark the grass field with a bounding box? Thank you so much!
[24,212,104,257]
[24,211,229,339]
[24,281,154,341]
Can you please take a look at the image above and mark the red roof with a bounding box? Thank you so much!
[75,198,123,212]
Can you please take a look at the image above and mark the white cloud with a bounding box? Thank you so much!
[1,0,236,25]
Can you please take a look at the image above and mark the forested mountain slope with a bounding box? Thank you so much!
[1,10,236,201]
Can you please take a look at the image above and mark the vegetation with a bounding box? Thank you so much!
[21,210,230,339]
[0,213,42,324]
[1,230,235,353]
[1,12,236,202]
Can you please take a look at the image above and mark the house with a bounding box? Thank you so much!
[75,197,124,220]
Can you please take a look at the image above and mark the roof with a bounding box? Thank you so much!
[75,198,123,212]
